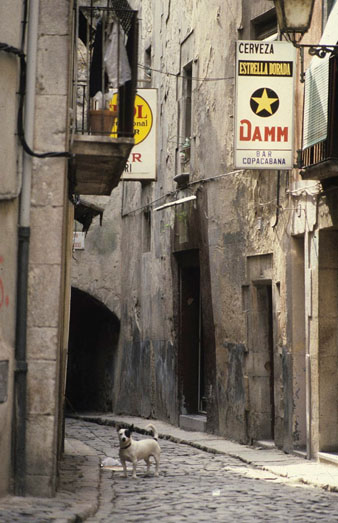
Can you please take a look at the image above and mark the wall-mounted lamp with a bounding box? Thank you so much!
[270,0,338,81]
[272,0,315,38]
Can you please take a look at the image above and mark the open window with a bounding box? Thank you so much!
[73,0,138,137]
[179,62,192,168]
[251,8,278,41]
[300,2,338,182]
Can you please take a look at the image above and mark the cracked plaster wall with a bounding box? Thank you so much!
[73,0,322,450]
[111,0,295,445]
[71,190,123,318]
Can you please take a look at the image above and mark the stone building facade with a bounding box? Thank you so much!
[72,0,338,464]
[111,0,292,446]
[0,0,138,498]
[0,0,73,497]
[2,0,337,501]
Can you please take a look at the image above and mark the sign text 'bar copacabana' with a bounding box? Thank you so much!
[235,40,296,170]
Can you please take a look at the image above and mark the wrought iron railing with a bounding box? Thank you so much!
[72,1,138,138]
[301,140,328,169]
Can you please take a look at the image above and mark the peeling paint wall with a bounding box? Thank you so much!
[70,0,338,457]
[71,189,123,317]
[111,0,296,445]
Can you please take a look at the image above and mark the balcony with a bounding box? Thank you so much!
[300,54,338,183]
[70,1,138,196]
[301,140,338,182]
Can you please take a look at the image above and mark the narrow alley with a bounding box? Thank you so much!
[67,418,338,522]
[2,416,338,521]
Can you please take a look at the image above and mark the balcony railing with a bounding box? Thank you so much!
[301,133,338,182]
[73,2,138,138]
[69,1,138,195]
[301,140,328,169]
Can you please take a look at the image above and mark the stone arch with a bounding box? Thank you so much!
[66,287,120,412]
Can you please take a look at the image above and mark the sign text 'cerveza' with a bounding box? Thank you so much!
[235,41,296,170]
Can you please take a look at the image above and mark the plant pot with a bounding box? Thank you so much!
[89,109,117,134]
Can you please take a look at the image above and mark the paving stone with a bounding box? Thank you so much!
[63,418,338,523]
[2,416,338,521]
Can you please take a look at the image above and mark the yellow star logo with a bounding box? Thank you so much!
[251,88,279,115]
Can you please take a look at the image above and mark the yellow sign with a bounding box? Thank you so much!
[110,93,153,145]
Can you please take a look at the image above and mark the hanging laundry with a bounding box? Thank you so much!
[104,22,131,87]
[78,10,88,46]
[90,19,108,98]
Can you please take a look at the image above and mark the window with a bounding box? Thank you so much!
[251,8,277,41]
[142,208,151,252]
[183,62,192,141]
[323,0,337,28]
[144,46,152,83]
[301,55,338,172]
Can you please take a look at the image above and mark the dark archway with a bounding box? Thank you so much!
[66,287,120,412]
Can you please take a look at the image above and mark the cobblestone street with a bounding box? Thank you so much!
[66,418,338,522]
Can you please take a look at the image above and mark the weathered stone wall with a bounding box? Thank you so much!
[71,190,123,317]
[109,0,298,447]
[0,0,23,497]
[0,0,73,497]
[24,0,72,496]
[72,0,338,457]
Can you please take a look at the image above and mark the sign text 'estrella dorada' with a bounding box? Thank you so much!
[235,40,296,170]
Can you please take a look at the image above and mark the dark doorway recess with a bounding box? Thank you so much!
[176,250,206,414]
[254,282,275,440]
[66,287,120,412]
[266,284,275,440]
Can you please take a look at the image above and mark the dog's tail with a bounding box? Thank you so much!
[145,423,158,441]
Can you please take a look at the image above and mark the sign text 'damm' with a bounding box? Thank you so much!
[235,41,296,170]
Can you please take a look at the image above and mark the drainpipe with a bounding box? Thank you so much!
[304,231,312,460]
[306,351,311,459]
[14,0,39,496]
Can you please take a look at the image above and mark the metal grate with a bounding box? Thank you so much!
[110,0,134,34]
[73,1,138,138]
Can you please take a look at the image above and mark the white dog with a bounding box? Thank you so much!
[117,424,161,479]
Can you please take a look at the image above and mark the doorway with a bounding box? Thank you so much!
[291,237,306,450]
[250,282,275,440]
[66,287,120,412]
[177,250,206,414]
[318,229,338,452]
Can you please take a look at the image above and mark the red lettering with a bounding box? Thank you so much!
[252,126,262,141]
[264,127,275,141]
[239,122,287,143]
[132,152,142,162]
[135,105,147,118]
[239,119,251,141]
[277,127,288,142]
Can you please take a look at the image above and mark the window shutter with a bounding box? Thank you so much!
[303,1,338,151]
[303,58,329,150]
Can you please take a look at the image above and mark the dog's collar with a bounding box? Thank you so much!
[120,442,131,450]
